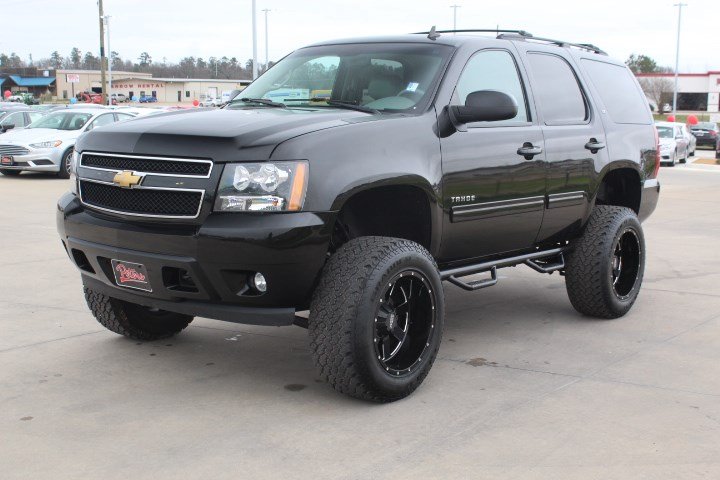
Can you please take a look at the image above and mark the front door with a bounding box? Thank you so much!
[439,49,546,262]
[177,90,182,102]
[516,46,608,242]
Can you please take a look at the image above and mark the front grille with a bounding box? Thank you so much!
[81,153,211,177]
[80,181,203,218]
[0,145,30,156]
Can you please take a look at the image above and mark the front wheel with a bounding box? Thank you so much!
[309,237,445,402]
[57,148,73,179]
[84,287,194,340]
[565,206,645,319]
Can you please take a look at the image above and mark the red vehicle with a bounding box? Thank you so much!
[77,92,116,105]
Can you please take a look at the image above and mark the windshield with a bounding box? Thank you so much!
[691,122,716,130]
[229,43,453,113]
[657,126,674,139]
[27,112,92,131]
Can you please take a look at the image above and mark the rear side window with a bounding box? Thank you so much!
[581,59,650,125]
[527,53,587,125]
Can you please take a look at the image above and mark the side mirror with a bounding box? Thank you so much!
[449,90,518,125]
[1,124,15,132]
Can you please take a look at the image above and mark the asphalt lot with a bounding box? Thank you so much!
[1,150,719,479]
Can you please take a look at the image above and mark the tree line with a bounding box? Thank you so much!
[0,48,274,80]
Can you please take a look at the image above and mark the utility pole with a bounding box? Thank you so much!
[252,0,258,80]
[262,8,270,71]
[450,4,461,32]
[672,2,687,115]
[104,15,112,105]
[98,0,107,104]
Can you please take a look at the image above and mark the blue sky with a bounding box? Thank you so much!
[2,0,718,72]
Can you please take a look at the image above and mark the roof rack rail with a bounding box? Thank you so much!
[499,33,607,55]
[413,28,533,37]
[411,28,606,55]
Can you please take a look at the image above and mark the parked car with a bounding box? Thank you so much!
[655,121,689,166]
[111,93,127,103]
[58,30,659,402]
[139,95,157,103]
[689,122,719,155]
[679,123,696,157]
[200,97,221,107]
[0,108,45,133]
[662,103,672,113]
[0,108,135,178]
[77,92,117,106]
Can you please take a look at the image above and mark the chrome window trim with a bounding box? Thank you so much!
[79,151,213,178]
[79,178,205,219]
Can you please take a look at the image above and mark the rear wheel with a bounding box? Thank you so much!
[0,169,21,176]
[309,237,444,402]
[565,206,645,319]
[84,287,193,340]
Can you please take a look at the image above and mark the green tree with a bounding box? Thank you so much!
[138,52,152,67]
[110,51,123,70]
[50,50,63,69]
[69,47,82,68]
[625,54,660,73]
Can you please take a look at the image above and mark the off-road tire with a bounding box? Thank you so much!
[565,206,645,319]
[57,148,73,179]
[84,287,193,340]
[0,169,21,176]
[309,237,445,402]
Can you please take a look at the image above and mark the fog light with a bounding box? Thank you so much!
[253,272,267,293]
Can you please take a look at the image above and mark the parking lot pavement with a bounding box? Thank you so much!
[1,159,720,480]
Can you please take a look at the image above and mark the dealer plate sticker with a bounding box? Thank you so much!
[111,259,152,292]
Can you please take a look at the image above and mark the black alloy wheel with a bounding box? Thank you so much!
[374,269,436,376]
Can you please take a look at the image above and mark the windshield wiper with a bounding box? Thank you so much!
[284,97,379,114]
[231,97,287,108]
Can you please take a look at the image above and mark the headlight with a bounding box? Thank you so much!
[214,161,308,212]
[29,140,63,149]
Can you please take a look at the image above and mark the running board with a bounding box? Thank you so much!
[440,247,566,291]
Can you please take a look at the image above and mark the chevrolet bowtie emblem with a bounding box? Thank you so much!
[113,170,144,188]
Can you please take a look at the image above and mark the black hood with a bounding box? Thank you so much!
[75,107,379,162]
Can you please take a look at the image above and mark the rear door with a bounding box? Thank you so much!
[439,48,546,261]
[515,44,608,242]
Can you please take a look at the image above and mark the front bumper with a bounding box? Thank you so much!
[57,192,335,326]
[0,149,63,172]
[693,137,718,147]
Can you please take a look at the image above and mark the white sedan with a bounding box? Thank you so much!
[656,121,689,166]
[0,108,135,178]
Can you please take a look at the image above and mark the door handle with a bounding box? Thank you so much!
[517,143,543,160]
[585,139,606,153]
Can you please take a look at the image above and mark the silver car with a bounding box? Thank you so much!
[0,108,134,178]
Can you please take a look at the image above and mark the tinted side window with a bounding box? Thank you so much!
[454,50,528,123]
[581,59,650,125]
[527,53,587,125]
[87,114,115,130]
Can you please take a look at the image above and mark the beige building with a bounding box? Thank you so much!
[55,69,250,103]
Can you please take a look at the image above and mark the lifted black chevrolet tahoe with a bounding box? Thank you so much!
[57,29,660,402]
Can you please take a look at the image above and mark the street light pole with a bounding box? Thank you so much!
[672,2,687,115]
[450,4,461,32]
[104,15,112,105]
[262,8,270,71]
[252,0,258,80]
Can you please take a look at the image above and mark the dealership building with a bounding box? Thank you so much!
[635,70,720,113]
[55,69,251,103]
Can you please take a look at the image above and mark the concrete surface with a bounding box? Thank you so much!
[1,151,719,480]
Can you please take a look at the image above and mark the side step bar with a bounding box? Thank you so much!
[440,247,566,291]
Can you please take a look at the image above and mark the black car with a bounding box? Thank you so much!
[689,122,719,153]
[56,29,659,402]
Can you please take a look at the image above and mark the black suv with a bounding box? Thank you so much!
[57,29,660,402]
